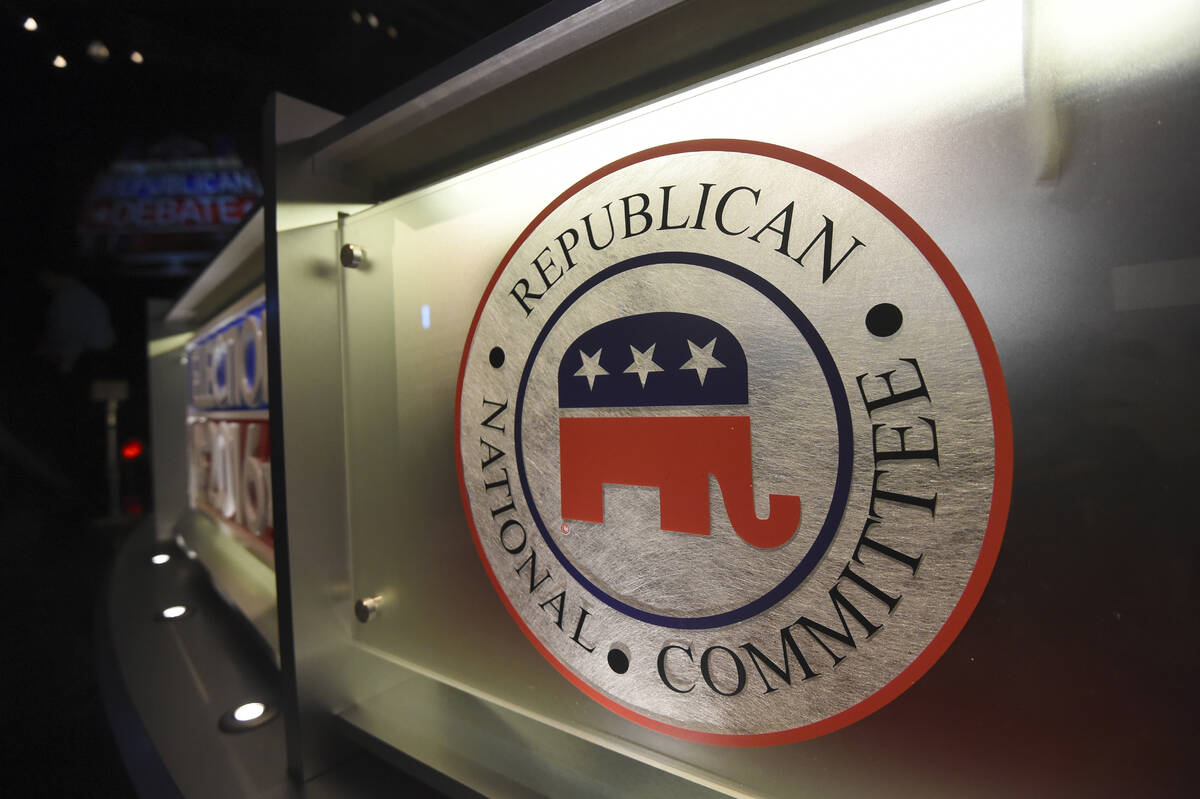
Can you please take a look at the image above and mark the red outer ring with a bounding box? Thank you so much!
[454,139,1013,747]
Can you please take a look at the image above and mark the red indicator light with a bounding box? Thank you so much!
[121,439,144,460]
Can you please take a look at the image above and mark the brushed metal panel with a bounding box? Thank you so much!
[335,674,732,799]
[326,0,1200,793]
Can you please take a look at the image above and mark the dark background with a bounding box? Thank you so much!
[0,2,547,794]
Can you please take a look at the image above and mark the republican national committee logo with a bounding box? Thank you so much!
[455,140,1012,744]
[559,312,802,551]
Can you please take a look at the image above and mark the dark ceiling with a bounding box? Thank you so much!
[3,0,553,270]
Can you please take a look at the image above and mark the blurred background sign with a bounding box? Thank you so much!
[79,136,261,266]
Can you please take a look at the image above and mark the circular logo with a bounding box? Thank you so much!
[455,140,1011,744]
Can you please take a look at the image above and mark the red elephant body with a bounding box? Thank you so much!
[559,415,801,549]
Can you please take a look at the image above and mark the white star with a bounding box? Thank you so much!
[624,343,663,388]
[573,349,608,390]
[679,338,725,385]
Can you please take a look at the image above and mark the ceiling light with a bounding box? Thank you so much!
[52,55,67,68]
[23,17,37,32]
[87,40,110,62]
[130,50,144,64]
[151,553,171,565]
[219,700,278,732]
[350,9,362,24]
[386,25,398,39]
[366,13,379,29]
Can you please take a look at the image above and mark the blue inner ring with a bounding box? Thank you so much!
[513,251,854,630]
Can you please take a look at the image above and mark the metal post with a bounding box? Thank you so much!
[91,378,129,522]
[105,396,120,520]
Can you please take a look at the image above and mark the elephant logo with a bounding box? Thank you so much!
[557,312,801,549]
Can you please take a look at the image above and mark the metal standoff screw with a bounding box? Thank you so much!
[354,595,382,623]
[340,243,365,268]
